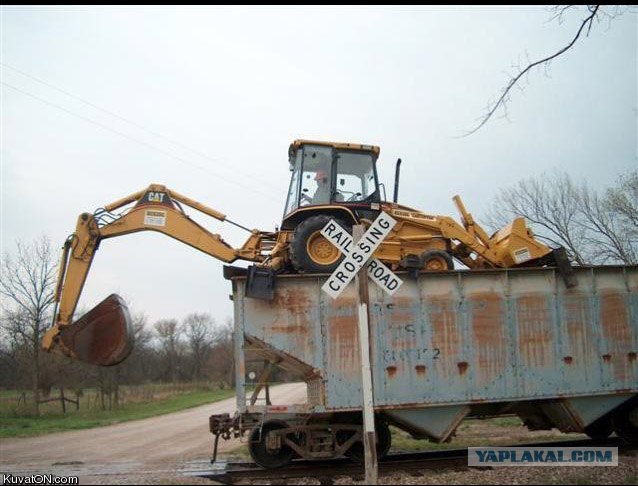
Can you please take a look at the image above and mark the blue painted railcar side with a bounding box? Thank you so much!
[231,265,637,442]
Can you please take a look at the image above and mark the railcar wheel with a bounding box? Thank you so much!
[290,215,351,273]
[611,398,638,444]
[421,250,454,271]
[340,419,392,463]
[584,414,613,440]
[248,421,295,469]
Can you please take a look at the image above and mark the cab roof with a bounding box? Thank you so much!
[289,139,380,159]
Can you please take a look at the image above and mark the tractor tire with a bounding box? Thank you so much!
[421,249,454,271]
[248,420,295,469]
[290,215,351,273]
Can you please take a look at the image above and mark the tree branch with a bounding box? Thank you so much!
[461,5,600,136]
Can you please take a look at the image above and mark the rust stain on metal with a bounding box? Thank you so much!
[516,294,553,369]
[562,293,595,376]
[270,324,307,334]
[600,291,633,382]
[428,297,461,378]
[563,356,573,365]
[272,289,313,334]
[386,366,397,378]
[256,288,313,362]
[238,359,245,376]
[276,288,312,312]
[390,311,417,325]
[457,361,469,375]
[469,292,505,385]
[388,297,418,351]
[415,365,427,376]
[326,300,360,377]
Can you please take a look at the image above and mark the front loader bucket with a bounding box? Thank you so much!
[58,294,134,366]
[489,217,553,267]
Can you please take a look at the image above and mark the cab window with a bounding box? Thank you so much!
[335,151,378,202]
[284,144,333,215]
[284,155,302,215]
[299,145,332,207]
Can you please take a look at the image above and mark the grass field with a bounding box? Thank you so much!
[0,383,234,438]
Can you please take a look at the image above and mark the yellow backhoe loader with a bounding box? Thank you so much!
[42,139,573,367]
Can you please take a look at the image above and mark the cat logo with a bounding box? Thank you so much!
[148,192,166,203]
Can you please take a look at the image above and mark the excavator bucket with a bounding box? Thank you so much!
[57,294,134,366]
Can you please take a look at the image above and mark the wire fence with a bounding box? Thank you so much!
[0,381,225,416]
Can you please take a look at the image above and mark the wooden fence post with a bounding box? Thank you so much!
[60,386,66,414]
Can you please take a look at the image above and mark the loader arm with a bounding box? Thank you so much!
[388,210,504,267]
[42,184,265,365]
[388,195,553,269]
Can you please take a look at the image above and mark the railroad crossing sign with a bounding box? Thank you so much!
[321,212,403,299]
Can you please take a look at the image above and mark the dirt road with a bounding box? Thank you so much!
[0,382,306,483]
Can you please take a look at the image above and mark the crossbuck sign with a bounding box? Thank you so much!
[321,212,403,299]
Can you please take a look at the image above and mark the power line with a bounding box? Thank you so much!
[1,62,279,190]
[1,81,280,204]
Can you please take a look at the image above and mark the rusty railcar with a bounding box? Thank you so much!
[211,265,638,468]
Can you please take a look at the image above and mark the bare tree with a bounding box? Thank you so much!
[207,317,234,387]
[485,169,637,265]
[578,184,636,264]
[154,318,182,383]
[486,171,588,264]
[606,169,638,227]
[464,5,632,136]
[183,313,214,382]
[123,311,154,379]
[0,237,58,415]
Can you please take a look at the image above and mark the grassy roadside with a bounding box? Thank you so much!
[0,388,234,438]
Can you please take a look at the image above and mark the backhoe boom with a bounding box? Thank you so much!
[42,184,268,365]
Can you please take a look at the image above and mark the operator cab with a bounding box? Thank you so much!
[284,140,381,217]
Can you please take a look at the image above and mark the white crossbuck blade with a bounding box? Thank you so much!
[320,212,403,299]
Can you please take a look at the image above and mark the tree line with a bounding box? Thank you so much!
[0,237,235,415]
[485,168,637,265]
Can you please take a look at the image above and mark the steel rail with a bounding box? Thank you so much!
[188,437,635,484]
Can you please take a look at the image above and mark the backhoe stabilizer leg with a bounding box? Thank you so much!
[245,265,276,300]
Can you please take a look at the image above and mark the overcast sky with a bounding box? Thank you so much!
[1,6,636,327]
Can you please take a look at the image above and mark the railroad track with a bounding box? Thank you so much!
[185,437,636,485]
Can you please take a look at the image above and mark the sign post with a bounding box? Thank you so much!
[320,212,403,485]
[353,224,378,485]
